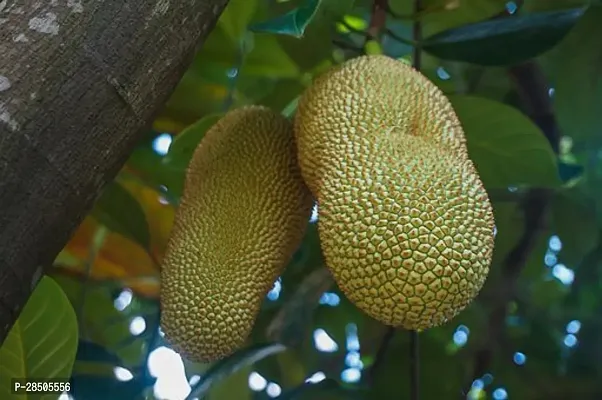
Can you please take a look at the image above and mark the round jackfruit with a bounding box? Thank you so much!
[294,55,495,330]
[294,54,468,197]
[160,106,313,362]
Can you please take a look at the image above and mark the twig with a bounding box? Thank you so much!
[384,28,416,46]
[410,330,420,400]
[266,267,333,347]
[367,326,396,384]
[339,12,415,49]
[367,0,388,43]
[412,0,423,70]
[507,63,560,152]
[332,39,364,54]
[384,1,444,21]
[464,61,561,394]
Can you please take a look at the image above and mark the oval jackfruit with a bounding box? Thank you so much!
[161,106,313,362]
[294,55,495,330]
[317,134,494,329]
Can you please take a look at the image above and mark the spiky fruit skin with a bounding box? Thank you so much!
[294,55,495,330]
[318,136,493,329]
[294,55,468,198]
[160,106,313,362]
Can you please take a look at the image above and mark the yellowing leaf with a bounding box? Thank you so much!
[59,178,174,298]
[120,178,175,260]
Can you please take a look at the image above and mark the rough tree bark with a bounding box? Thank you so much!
[0,0,229,345]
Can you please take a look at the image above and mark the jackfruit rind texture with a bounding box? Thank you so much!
[295,55,495,330]
[294,55,468,197]
[161,106,313,362]
[318,135,493,329]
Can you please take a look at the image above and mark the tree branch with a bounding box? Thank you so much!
[465,60,560,391]
[266,267,333,348]
[0,0,229,345]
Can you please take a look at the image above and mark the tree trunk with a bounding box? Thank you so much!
[0,0,229,345]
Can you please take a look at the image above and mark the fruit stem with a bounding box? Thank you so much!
[410,330,420,400]
[367,0,388,40]
[411,0,423,70]
[371,327,395,380]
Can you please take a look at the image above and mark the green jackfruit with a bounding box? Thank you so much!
[294,55,495,330]
[161,106,313,362]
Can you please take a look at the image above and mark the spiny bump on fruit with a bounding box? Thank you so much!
[317,135,493,329]
[294,55,495,330]
[294,54,469,198]
[160,106,313,362]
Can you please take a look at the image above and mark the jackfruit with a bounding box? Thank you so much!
[295,55,468,198]
[161,106,313,362]
[294,55,495,330]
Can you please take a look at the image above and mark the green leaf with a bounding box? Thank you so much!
[274,0,353,71]
[187,343,287,399]
[552,5,602,141]
[208,365,251,400]
[91,181,151,250]
[389,0,508,36]
[449,95,560,188]
[423,8,585,66]
[0,276,78,400]
[241,35,301,78]
[163,114,223,173]
[50,274,143,367]
[217,0,259,41]
[250,0,322,38]
[196,27,238,69]
[551,190,600,265]
[157,114,221,201]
